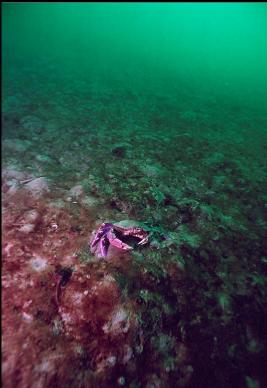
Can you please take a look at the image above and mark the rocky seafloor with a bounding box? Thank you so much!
[2,60,267,388]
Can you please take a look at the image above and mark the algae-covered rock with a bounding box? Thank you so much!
[21,115,43,132]
[3,139,32,153]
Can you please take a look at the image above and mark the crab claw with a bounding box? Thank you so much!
[107,229,133,251]
[138,236,149,246]
[90,223,112,249]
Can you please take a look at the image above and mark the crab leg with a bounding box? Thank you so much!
[107,229,133,251]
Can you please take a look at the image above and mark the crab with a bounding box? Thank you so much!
[90,220,149,258]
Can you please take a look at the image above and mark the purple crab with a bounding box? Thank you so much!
[90,220,149,258]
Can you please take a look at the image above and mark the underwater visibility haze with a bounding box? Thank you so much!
[2,3,267,387]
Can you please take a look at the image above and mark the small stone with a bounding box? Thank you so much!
[80,195,99,208]
[102,306,130,335]
[18,210,40,233]
[141,164,161,177]
[117,376,126,386]
[25,177,50,197]
[22,312,33,322]
[106,355,117,367]
[30,256,48,272]
[49,199,66,208]
[35,154,53,163]
[68,185,84,199]
[51,318,64,336]
[122,345,133,364]
[6,185,19,196]
[18,223,35,234]
[6,178,19,188]
[23,209,40,224]
[2,168,27,181]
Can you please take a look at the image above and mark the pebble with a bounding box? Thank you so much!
[22,312,33,322]
[68,185,84,199]
[35,154,53,163]
[117,376,126,385]
[23,209,40,224]
[30,256,48,272]
[18,223,35,234]
[25,177,50,197]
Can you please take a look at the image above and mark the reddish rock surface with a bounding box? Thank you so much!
[58,265,140,375]
[2,171,141,387]
[2,170,192,387]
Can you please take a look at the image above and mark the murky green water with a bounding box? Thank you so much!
[2,3,267,388]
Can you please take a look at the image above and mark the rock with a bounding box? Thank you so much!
[18,210,41,234]
[23,209,40,224]
[35,154,53,163]
[102,306,131,335]
[112,145,127,158]
[2,168,27,181]
[117,376,126,386]
[145,374,163,388]
[5,178,19,188]
[2,168,31,195]
[25,177,50,197]
[68,185,84,199]
[49,199,66,208]
[80,195,99,208]
[6,185,19,196]
[121,345,133,364]
[29,256,48,272]
[18,224,36,234]
[3,139,32,153]
[20,115,43,132]
[141,164,161,178]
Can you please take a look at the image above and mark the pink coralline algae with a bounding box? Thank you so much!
[58,265,140,374]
